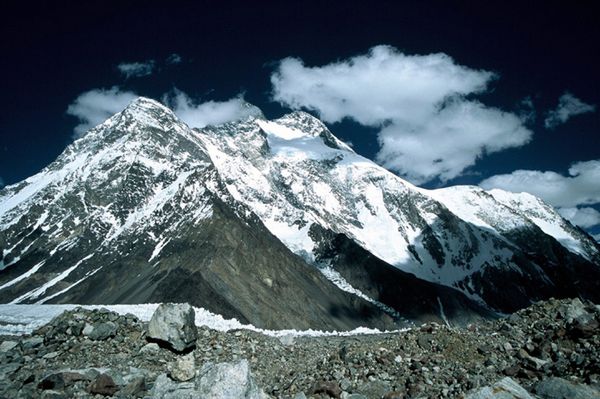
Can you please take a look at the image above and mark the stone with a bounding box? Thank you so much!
[84,321,118,341]
[355,380,392,399]
[149,373,197,399]
[559,299,591,324]
[38,371,89,390]
[196,359,267,399]
[120,376,146,398]
[534,377,600,399]
[147,303,197,352]
[312,380,342,398]
[278,334,296,346]
[169,353,196,382]
[42,351,60,360]
[383,391,406,399]
[21,336,44,350]
[466,377,535,399]
[0,340,18,352]
[569,318,599,339]
[41,390,68,399]
[88,373,119,396]
[140,342,160,354]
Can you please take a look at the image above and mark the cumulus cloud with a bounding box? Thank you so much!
[271,45,532,184]
[166,53,183,64]
[480,160,600,229]
[480,160,600,208]
[67,87,138,137]
[544,92,596,129]
[557,207,600,229]
[117,60,156,78]
[164,89,262,128]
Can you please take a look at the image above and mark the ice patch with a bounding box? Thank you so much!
[0,303,407,337]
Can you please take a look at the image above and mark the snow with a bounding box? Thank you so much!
[488,189,591,258]
[10,254,95,304]
[0,261,46,291]
[317,263,401,319]
[149,237,171,262]
[0,303,405,337]
[107,170,194,240]
[263,219,315,261]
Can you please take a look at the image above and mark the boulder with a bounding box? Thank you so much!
[534,377,600,399]
[83,321,118,341]
[169,353,196,382]
[150,359,267,399]
[147,303,197,352]
[37,371,89,390]
[0,340,18,353]
[88,373,119,396]
[196,359,267,399]
[466,377,535,398]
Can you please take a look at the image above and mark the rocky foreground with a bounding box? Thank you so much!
[1,298,599,399]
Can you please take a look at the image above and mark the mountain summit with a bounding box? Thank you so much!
[1,97,599,329]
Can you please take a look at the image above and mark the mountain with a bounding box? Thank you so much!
[1,97,599,329]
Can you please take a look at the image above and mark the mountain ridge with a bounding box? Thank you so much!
[1,97,598,329]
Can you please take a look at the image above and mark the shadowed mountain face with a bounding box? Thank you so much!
[0,97,599,329]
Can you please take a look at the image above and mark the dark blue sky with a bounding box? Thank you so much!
[1,1,599,234]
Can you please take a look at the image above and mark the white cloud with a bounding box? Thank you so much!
[593,233,600,242]
[117,60,156,78]
[66,87,138,137]
[558,207,600,229]
[164,89,262,128]
[480,160,600,229]
[544,92,596,129]
[166,53,183,64]
[271,45,532,184]
[480,160,600,208]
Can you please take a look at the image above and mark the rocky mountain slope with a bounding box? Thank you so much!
[0,298,598,398]
[0,97,599,328]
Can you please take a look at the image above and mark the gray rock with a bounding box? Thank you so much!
[355,380,391,399]
[149,373,197,399]
[140,342,160,354]
[466,377,535,398]
[534,377,600,399]
[120,376,146,398]
[84,321,118,340]
[559,299,591,324]
[278,334,295,346]
[150,359,266,399]
[37,370,90,390]
[0,340,18,352]
[168,353,196,382]
[196,359,267,399]
[88,373,119,396]
[40,390,68,399]
[341,394,368,399]
[21,336,44,351]
[147,303,197,352]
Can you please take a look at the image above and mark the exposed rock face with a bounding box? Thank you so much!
[147,303,198,352]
